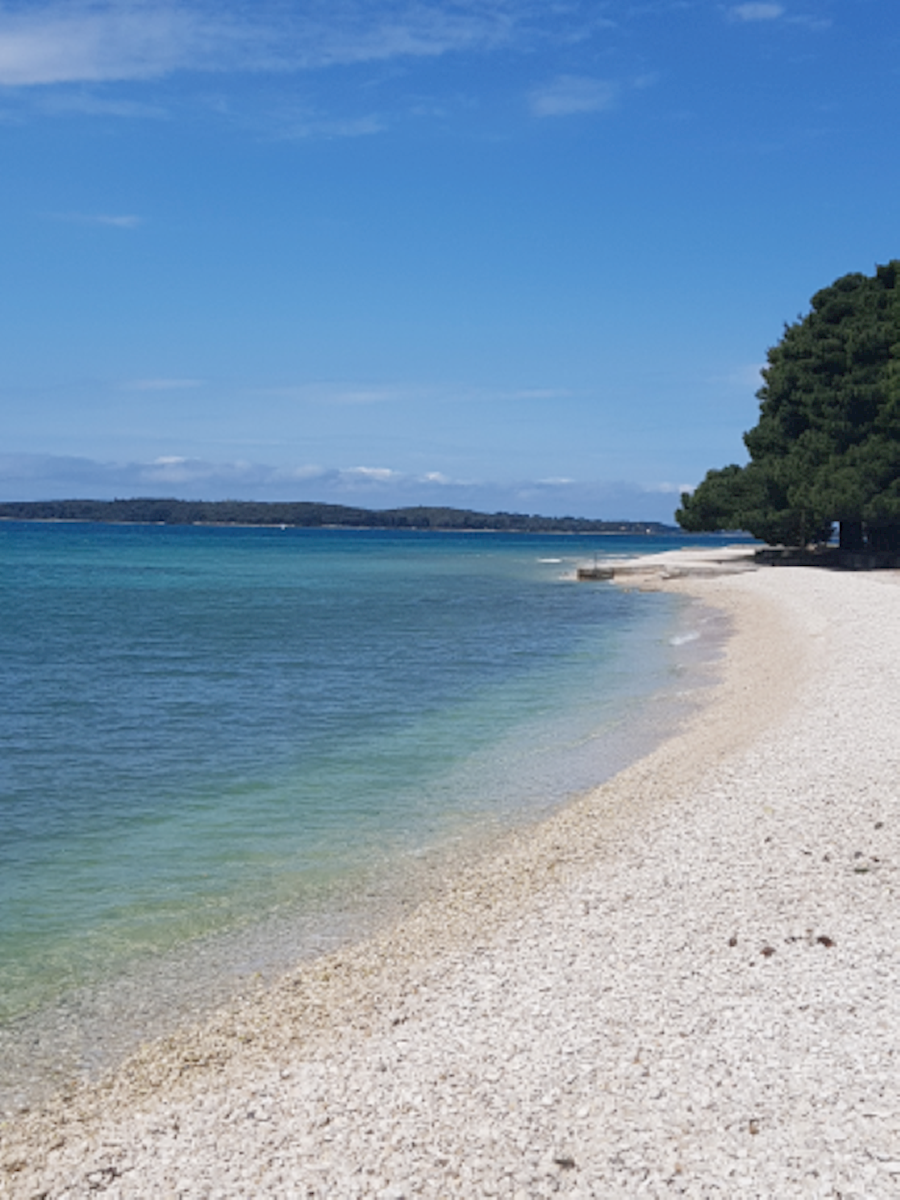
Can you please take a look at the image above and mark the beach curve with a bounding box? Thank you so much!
[3,563,900,1197]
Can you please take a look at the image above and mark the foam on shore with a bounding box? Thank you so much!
[4,564,900,1197]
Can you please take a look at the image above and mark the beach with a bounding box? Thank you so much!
[3,563,900,1197]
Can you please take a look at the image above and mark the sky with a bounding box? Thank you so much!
[0,0,897,521]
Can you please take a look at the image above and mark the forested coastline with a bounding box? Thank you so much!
[0,498,675,535]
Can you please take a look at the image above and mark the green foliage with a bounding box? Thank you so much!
[677,260,900,547]
[675,461,831,545]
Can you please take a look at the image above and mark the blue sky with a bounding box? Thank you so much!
[1,0,896,521]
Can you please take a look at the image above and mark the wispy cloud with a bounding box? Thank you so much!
[716,362,766,389]
[0,3,642,143]
[530,74,617,118]
[505,387,576,401]
[47,211,142,228]
[0,1,529,88]
[277,3,518,70]
[37,91,168,118]
[645,480,693,495]
[0,3,210,86]
[728,3,785,21]
[255,381,577,407]
[272,112,386,141]
[256,382,418,406]
[341,466,402,483]
[123,378,205,391]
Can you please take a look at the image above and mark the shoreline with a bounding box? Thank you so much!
[4,564,900,1195]
[1,515,689,536]
[0,577,708,1116]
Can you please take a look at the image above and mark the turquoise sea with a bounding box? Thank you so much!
[0,522,736,1108]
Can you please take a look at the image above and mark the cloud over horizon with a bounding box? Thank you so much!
[0,452,686,522]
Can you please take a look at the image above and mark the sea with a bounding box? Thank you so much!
[0,521,740,1109]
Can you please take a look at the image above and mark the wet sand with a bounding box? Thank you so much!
[3,564,900,1197]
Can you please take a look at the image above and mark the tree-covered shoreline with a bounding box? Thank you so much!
[0,498,676,535]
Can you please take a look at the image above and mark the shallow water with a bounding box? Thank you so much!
[0,523,735,1108]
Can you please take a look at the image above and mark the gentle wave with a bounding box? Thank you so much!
[670,630,701,646]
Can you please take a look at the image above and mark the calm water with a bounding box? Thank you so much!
[0,522,735,1106]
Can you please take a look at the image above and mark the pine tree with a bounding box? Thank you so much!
[677,261,900,549]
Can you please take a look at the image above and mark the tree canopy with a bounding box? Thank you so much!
[677,260,900,550]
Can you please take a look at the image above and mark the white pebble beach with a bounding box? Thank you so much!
[3,562,900,1198]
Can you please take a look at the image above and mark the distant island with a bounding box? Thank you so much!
[0,498,677,535]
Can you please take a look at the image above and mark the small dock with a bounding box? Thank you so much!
[577,545,758,584]
[576,566,614,581]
